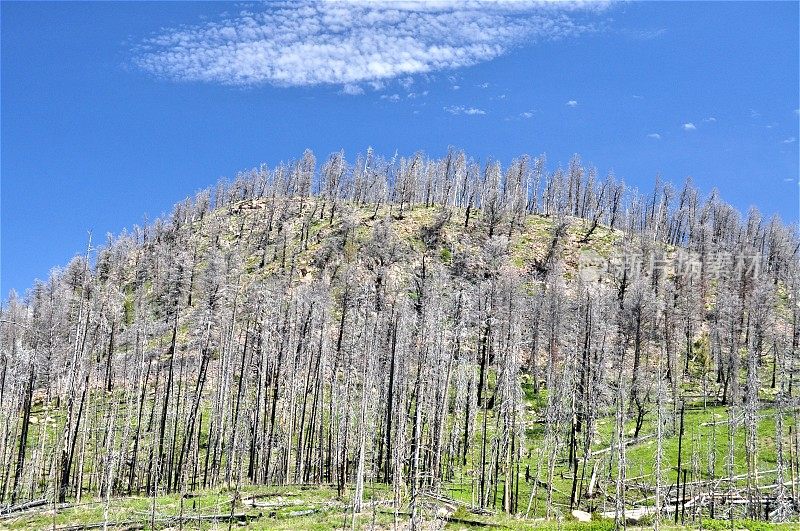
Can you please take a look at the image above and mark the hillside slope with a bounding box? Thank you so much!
[1,149,798,529]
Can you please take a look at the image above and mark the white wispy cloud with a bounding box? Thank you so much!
[749,109,762,119]
[703,116,716,123]
[340,83,364,95]
[444,105,486,116]
[647,133,661,140]
[782,137,796,144]
[381,93,401,102]
[520,111,535,119]
[134,1,609,88]
[566,100,578,107]
[682,123,696,131]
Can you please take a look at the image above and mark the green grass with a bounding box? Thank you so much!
[17,369,797,526]
[8,484,795,530]
[18,360,797,527]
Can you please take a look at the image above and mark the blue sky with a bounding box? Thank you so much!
[2,1,798,296]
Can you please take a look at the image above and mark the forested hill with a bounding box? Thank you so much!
[1,149,799,528]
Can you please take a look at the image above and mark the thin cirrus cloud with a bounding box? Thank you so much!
[647,133,661,140]
[444,105,486,116]
[682,122,696,131]
[133,1,610,89]
[340,84,364,95]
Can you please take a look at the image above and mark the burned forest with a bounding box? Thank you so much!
[1,149,798,529]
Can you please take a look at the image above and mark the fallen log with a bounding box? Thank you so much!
[421,490,494,515]
[591,434,655,457]
[0,502,73,521]
[390,507,508,528]
[599,504,675,523]
[243,496,304,509]
[52,512,259,530]
[0,498,48,515]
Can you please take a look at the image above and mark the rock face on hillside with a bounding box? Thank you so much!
[1,150,797,525]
